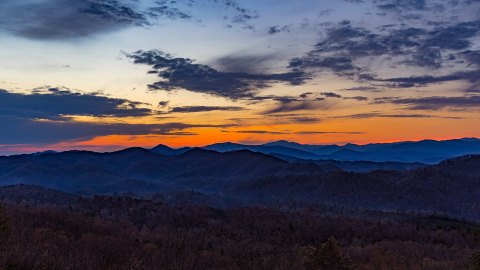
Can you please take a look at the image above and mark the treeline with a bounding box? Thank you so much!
[1,197,480,269]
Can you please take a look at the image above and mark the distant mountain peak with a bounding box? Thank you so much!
[151,144,173,150]
[117,147,149,152]
[264,140,301,146]
[181,147,220,155]
[31,150,58,156]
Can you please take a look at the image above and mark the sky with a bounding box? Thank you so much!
[0,0,480,154]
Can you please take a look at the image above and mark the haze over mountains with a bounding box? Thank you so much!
[1,138,480,222]
[199,138,480,164]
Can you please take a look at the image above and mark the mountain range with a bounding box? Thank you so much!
[1,140,480,221]
[197,138,480,164]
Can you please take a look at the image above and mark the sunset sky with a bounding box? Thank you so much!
[1,0,479,154]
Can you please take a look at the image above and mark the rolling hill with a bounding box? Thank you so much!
[202,138,480,164]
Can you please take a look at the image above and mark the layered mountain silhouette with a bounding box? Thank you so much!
[1,138,480,221]
[0,150,479,220]
[0,148,337,195]
[200,138,480,164]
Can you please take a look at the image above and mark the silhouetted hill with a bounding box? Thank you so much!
[270,153,426,172]
[204,138,480,163]
[231,154,480,220]
[204,142,320,160]
[151,144,192,156]
[1,146,479,220]
[0,184,78,206]
[0,148,337,195]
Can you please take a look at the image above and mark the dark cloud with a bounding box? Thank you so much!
[375,70,480,88]
[267,25,291,35]
[462,50,480,66]
[290,19,480,88]
[158,101,170,108]
[263,99,330,114]
[0,117,227,144]
[287,116,323,123]
[333,112,463,119]
[299,92,314,98]
[149,0,258,28]
[127,50,309,99]
[266,114,322,124]
[212,53,279,74]
[374,0,428,12]
[147,2,192,20]
[466,89,480,93]
[216,0,259,28]
[289,56,359,78]
[235,130,289,135]
[0,0,148,39]
[343,96,369,101]
[0,88,152,120]
[346,0,475,14]
[0,88,237,144]
[169,106,244,113]
[321,92,342,98]
[257,92,347,115]
[341,86,383,92]
[0,0,259,39]
[384,95,480,110]
[295,131,365,135]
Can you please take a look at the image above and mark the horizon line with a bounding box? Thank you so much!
[2,136,479,156]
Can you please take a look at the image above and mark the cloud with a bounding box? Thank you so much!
[374,0,428,12]
[267,25,291,35]
[212,53,279,74]
[0,88,236,144]
[263,98,331,114]
[287,116,323,123]
[235,130,289,135]
[0,88,152,120]
[295,131,365,135]
[299,92,314,98]
[147,2,192,20]
[343,96,369,101]
[169,106,245,113]
[321,92,342,98]
[0,0,260,40]
[0,0,148,39]
[384,95,480,110]
[158,101,170,108]
[289,19,480,89]
[375,71,480,88]
[0,117,227,145]
[341,86,383,92]
[289,55,359,78]
[259,92,347,115]
[126,50,309,99]
[266,114,322,124]
[233,130,363,135]
[333,112,463,119]
[217,0,259,28]
[466,89,480,93]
